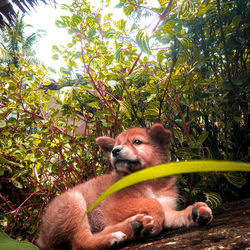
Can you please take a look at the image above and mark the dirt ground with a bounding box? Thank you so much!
[118,198,250,250]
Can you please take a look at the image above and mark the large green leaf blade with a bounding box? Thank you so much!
[85,161,250,214]
[0,230,39,250]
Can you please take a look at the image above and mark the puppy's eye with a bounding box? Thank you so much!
[133,139,142,145]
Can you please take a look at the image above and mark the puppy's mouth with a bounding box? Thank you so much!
[114,159,142,176]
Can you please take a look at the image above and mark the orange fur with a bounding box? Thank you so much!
[36,124,212,250]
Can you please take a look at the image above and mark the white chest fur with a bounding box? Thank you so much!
[146,187,177,210]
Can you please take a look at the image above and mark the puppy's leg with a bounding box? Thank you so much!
[38,190,128,250]
[68,191,130,249]
[163,202,213,228]
[73,212,158,249]
[72,226,128,250]
[74,197,166,248]
[106,198,165,237]
[99,213,156,239]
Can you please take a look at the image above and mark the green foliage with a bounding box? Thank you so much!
[0,12,45,67]
[0,230,38,250]
[136,29,151,55]
[0,60,110,241]
[0,0,249,244]
[205,192,223,210]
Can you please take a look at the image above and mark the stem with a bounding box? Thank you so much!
[152,0,174,34]
[161,115,183,134]
[127,2,161,16]
[128,52,142,75]
[11,189,46,217]
[177,95,190,143]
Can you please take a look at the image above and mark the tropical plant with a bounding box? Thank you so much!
[0,12,45,67]
[0,0,249,244]
[50,0,250,207]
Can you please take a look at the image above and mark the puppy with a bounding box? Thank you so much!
[37,124,212,250]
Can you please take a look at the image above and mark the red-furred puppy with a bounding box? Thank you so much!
[37,124,212,250]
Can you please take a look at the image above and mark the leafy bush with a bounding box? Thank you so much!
[0,0,249,242]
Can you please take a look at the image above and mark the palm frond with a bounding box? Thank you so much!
[23,29,45,51]
[0,11,45,66]
[0,0,56,27]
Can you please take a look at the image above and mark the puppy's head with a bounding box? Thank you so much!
[96,123,172,176]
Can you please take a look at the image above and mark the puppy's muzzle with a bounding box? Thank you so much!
[111,146,141,175]
[112,147,122,158]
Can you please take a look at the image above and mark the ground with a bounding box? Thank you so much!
[119,198,250,249]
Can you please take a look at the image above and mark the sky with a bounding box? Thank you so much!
[23,0,71,71]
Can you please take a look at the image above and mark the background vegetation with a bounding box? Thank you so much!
[0,0,249,243]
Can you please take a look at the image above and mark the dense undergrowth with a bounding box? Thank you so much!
[0,0,249,242]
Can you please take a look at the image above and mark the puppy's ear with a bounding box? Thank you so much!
[96,136,115,156]
[148,123,172,146]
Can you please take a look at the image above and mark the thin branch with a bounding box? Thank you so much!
[126,2,161,16]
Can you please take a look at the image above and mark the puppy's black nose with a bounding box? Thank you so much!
[112,147,122,157]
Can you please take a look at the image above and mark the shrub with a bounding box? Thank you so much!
[0,0,249,242]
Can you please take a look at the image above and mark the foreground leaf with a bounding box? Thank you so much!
[0,230,38,250]
[85,161,250,214]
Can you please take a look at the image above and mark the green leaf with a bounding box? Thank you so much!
[86,15,97,28]
[205,192,223,209]
[136,29,151,55]
[222,81,233,90]
[104,29,116,39]
[199,130,209,144]
[190,110,202,120]
[225,172,246,188]
[12,180,23,189]
[60,16,70,27]
[123,5,134,16]
[233,116,242,122]
[130,23,136,32]
[144,103,159,119]
[162,21,175,37]
[0,230,39,250]
[55,20,67,28]
[119,101,132,119]
[71,14,82,27]
[158,0,168,7]
[157,50,166,63]
[115,2,125,8]
[232,80,243,86]
[0,156,23,167]
[85,161,250,214]
[232,15,241,27]
[114,47,123,62]
[52,54,59,60]
[0,120,6,128]
[181,0,199,20]
[115,19,126,31]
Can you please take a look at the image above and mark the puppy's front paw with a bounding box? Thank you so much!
[192,202,213,226]
[131,214,162,237]
[110,231,127,247]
